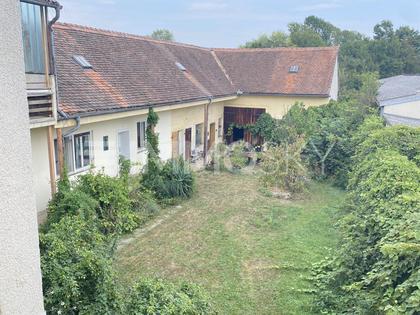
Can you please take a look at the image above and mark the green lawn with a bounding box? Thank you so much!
[115,171,345,314]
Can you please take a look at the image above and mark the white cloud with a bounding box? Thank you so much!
[189,1,228,12]
[296,0,342,12]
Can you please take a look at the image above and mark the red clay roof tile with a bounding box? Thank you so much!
[53,23,338,116]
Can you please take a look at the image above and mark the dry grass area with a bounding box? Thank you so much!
[114,171,345,314]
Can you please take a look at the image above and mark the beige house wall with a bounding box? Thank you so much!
[32,95,331,214]
[170,100,224,151]
[0,0,46,313]
[31,127,52,222]
[32,111,172,214]
[226,95,331,119]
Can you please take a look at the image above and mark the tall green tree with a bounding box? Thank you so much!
[304,15,340,45]
[241,31,291,48]
[288,22,325,47]
[150,29,174,41]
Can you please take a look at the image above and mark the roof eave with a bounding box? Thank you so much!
[242,92,331,98]
[58,93,238,120]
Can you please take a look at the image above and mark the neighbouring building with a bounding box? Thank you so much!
[0,0,62,313]
[378,75,420,126]
[31,22,339,221]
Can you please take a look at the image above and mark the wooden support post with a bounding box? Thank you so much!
[56,128,64,177]
[203,102,209,165]
[47,126,56,194]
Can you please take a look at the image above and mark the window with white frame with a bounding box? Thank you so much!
[137,121,146,149]
[74,132,92,170]
[195,123,203,146]
[55,131,92,174]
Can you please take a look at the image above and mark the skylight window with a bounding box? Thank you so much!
[289,65,299,73]
[175,62,187,71]
[73,55,93,69]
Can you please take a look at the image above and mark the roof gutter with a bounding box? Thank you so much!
[57,93,237,121]
[63,116,81,137]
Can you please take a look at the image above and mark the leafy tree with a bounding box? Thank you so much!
[242,31,291,48]
[288,22,325,47]
[373,20,395,40]
[304,15,340,45]
[241,16,420,92]
[150,29,174,41]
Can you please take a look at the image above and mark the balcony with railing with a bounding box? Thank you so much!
[20,0,61,125]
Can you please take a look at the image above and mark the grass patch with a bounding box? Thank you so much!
[115,171,345,314]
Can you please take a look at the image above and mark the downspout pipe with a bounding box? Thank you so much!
[203,96,213,165]
[63,116,81,138]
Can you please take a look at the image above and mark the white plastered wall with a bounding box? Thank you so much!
[0,0,46,313]
[329,58,339,100]
[31,127,51,221]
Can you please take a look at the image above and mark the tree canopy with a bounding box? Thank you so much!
[150,29,174,41]
[241,16,420,95]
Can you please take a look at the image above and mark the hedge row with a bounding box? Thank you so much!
[312,119,420,314]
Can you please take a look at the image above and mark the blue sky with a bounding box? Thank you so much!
[58,0,420,48]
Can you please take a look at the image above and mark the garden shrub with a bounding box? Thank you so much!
[303,99,373,187]
[228,140,250,170]
[124,278,214,315]
[312,147,420,314]
[206,143,228,172]
[46,187,98,228]
[40,215,123,314]
[130,186,160,224]
[353,124,420,167]
[118,155,132,184]
[78,171,139,235]
[260,136,308,193]
[159,158,195,199]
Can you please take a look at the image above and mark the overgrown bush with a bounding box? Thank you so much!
[228,140,250,170]
[353,124,420,167]
[157,158,195,199]
[129,185,160,224]
[260,136,308,193]
[249,76,378,188]
[40,215,123,314]
[78,171,139,235]
[124,278,215,314]
[312,122,420,315]
[206,143,228,172]
[40,145,211,314]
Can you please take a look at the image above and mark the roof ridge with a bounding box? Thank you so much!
[54,22,210,51]
[211,50,235,89]
[212,46,339,52]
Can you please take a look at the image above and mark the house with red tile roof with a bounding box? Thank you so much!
[30,22,339,219]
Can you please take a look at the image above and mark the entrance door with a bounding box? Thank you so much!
[209,123,216,148]
[118,130,130,160]
[185,128,192,160]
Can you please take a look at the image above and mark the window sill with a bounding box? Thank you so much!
[137,147,147,153]
[68,166,90,177]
